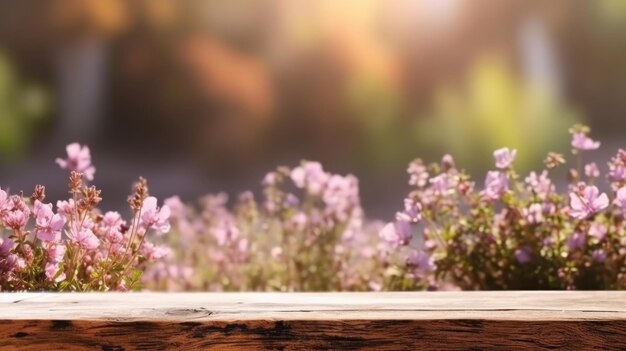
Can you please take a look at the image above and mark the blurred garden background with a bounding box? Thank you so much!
[0,0,625,218]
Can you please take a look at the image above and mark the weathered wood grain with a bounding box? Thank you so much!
[1,292,626,350]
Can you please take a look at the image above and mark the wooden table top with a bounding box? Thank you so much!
[2,291,626,350]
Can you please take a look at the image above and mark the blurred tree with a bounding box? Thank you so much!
[416,54,578,173]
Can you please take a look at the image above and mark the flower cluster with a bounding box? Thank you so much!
[149,124,626,291]
[146,161,385,291]
[383,124,626,290]
[6,125,626,292]
[0,143,170,291]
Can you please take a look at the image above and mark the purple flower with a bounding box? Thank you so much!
[379,221,412,247]
[592,249,607,263]
[0,237,13,257]
[482,171,508,200]
[429,173,457,196]
[608,149,626,184]
[568,184,609,219]
[515,247,532,264]
[140,197,171,234]
[567,232,586,250]
[395,197,422,223]
[614,186,626,210]
[407,249,435,272]
[33,200,66,242]
[56,143,96,180]
[494,147,517,169]
[571,133,600,151]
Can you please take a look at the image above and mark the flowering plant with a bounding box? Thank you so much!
[6,125,625,292]
[0,143,170,291]
[146,162,384,291]
[384,124,626,290]
[154,124,626,291]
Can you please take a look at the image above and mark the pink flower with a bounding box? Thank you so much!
[0,187,7,212]
[56,143,96,180]
[45,262,66,282]
[482,171,508,200]
[569,184,609,219]
[101,211,125,243]
[141,242,171,260]
[614,186,626,210]
[140,197,171,234]
[368,281,382,292]
[585,163,600,178]
[589,222,607,241]
[102,211,124,228]
[238,238,249,254]
[525,171,554,199]
[441,154,455,170]
[407,159,429,187]
[287,212,308,231]
[164,196,186,219]
[262,172,277,187]
[1,195,30,230]
[494,148,517,169]
[523,203,544,224]
[271,246,283,259]
[68,228,100,250]
[55,199,76,221]
[291,161,329,196]
[323,174,359,221]
[212,218,239,246]
[33,201,66,242]
[45,242,66,263]
[571,133,600,151]
[380,221,412,247]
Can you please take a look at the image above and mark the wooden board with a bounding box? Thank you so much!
[1,292,626,350]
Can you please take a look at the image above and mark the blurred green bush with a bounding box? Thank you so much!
[0,51,49,160]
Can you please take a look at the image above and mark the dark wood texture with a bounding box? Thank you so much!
[1,292,626,350]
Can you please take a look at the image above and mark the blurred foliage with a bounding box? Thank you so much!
[593,0,626,28]
[347,74,408,171]
[416,54,578,174]
[0,51,49,160]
